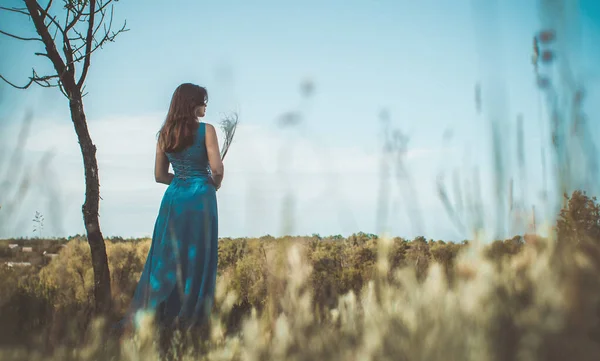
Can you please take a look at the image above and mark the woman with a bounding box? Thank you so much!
[116,83,224,335]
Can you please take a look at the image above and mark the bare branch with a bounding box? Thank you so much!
[0,29,42,42]
[31,69,60,87]
[41,0,53,21]
[52,22,59,41]
[72,27,86,43]
[74,4,128,65]
[69,21,127,65]
[78,0,96,87]
[81,0,113,16]
[57,79,68,98]
[36,4,66,37]
[0,74,35,89]
[91,4,108,38]
[64,2,71,29]
[24,0,71,90]
[65,2,85,32]
[36,5,68,55]
[70,25,95,60]
[67,3,118,60]
[0,6,29,15]
[61,18,76,78]
[9,0,125,97]
[0,69,59,90]
[33,79,60,88]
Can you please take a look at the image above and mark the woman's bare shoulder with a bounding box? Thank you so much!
[204,122,217,134]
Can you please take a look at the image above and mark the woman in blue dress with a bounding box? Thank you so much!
[116,83,224,337]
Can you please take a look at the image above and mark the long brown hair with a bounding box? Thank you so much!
[158,83,208,153]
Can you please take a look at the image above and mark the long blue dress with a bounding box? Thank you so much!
[116,122,219,333]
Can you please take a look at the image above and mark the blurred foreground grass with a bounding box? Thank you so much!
[1,190,600,360]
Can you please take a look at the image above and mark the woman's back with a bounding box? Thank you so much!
[166,122,210,181]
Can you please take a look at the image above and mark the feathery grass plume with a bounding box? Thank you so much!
[0,94,63,238]
[0,110,33,237]
[219,112,239,161]
[376,108,426,239]
[32,211,44,239]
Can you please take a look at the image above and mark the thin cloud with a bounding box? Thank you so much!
[4,113,453,239]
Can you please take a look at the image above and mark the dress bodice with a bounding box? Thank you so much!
[165,122,210,180]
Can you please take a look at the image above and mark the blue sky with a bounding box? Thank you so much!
[0,0,599,242]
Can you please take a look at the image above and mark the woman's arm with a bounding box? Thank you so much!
[205,123,224,189]
[154,142,174,185]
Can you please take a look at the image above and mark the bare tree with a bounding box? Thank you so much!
[0,0,127,314]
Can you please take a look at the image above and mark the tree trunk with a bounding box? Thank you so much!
[69,92,112,315]
[18,0,113,315]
